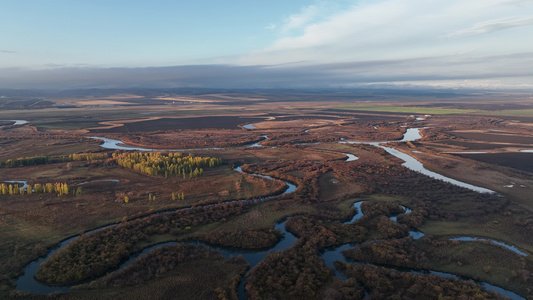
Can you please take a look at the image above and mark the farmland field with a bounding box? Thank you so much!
[457,153,533,174]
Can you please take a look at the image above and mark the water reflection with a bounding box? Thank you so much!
[450,237,528,257]
[343,128,494,194]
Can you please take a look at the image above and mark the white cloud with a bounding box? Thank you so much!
[280,4,322,33]
[442,17,533,38]
[240,0,533,66]
[230,0,533,89]
[267,1,348,35]
[265,23,277,31]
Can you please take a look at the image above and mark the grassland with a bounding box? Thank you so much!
[336,104,533,116]
[421,239,533,298]
[337,104,484,115]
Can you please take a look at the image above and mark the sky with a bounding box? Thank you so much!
[1,0,532,90]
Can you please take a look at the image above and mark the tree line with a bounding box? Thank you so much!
[0,155,49,167]
[0,182,69,196]
[0,152,110,168]
[68,153,110,161]
[114,152,221,178]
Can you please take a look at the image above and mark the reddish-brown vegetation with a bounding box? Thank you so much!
[334,263,508,300]
[36,202,252,284]
[197,229,282,249]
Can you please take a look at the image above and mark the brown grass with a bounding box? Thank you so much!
[76,100,132,106]
[450,130,533,144]
[422,239,533,298]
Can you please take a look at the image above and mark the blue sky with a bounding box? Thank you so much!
[1,0,317,67]
[1,0,532,89]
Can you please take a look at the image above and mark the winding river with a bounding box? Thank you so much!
[248,135,267,148]
[15,166,297,296]
[450,237,528,257]
[89,134,270,151]
[16,128,526,299]
[92,128,491,194]
[343,153,358,161]
[343,128,494,194]
[89,136,222,152]
[321,202,524,300]
[16,196,526,299]
[94,220,298,300]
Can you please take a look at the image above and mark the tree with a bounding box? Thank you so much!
[114,151,221,179]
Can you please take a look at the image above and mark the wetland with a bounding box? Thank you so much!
[1,89,532,299]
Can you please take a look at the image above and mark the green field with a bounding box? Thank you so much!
[336,105,533,116]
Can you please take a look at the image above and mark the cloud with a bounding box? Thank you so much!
[240,0,533,66]
[244,0,429,60]
[442,17,533,38]
[1,51,532,90]
[1,0,531,91]
[266,1,344,35]
[279,4,322,33]
[0,50,16,54]
[265,23,277,31]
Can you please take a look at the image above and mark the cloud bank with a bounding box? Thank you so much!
[1,52,532,90]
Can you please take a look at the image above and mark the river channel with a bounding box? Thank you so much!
[16,128,525,299]
[343,128,494,194]
[0,120,29,128]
